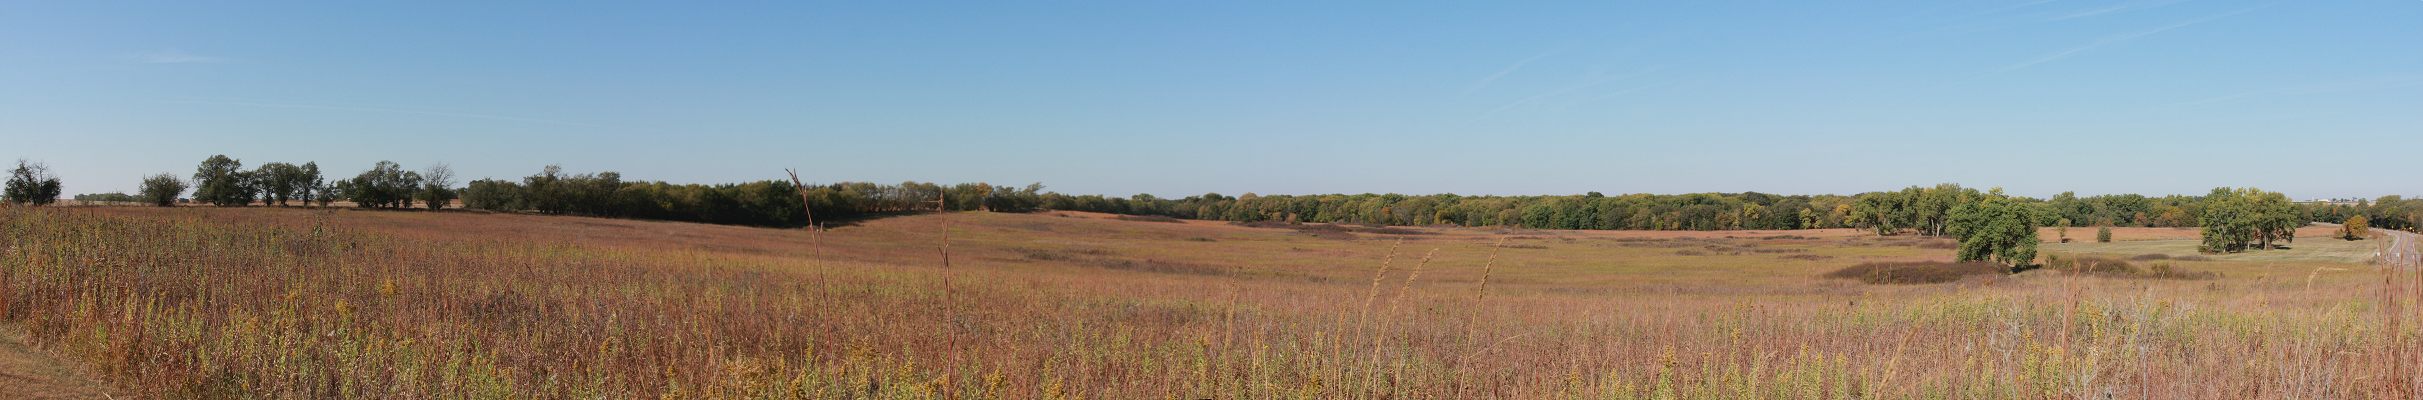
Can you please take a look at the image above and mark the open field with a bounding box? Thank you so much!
[3,206,2422,398]
[2040,226,2382,263]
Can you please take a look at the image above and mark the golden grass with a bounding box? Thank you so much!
[2,206,2420,398]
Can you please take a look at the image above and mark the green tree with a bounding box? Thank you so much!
[346,161,422,209]
[2198,187,2254,253]
[419,163,456,210]
[192,155,256,207]
[2247,189,2298,250]
[4,159,63,206]
[298,162,324,206]
[1946,188,2039,268]
[138,173,187,207]
[253,162,303,206]
[2056,218,2071,242]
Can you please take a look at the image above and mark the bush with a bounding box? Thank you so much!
[2129,253,2170,261]
[2096,226,2113,243]
[1822,262,2008,284]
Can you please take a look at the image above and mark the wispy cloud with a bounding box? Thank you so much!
[2047,0,2197,21]
[2160,74,2423,109]
[1988,4,2268,75]
[160,100,628,129]
[1466,50,1560,92]
[1476,65,1670,120]
[142,51,223,63]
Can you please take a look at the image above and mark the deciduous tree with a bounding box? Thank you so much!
[138,173,187,207]
[4,159,62,206]
[1947,188,2038,268]
[192,155,255,207]
[2340,215,2369,240]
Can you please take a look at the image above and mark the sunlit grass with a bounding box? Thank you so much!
[2,206,2419,398]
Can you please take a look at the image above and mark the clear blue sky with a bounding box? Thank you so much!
[6,1,2419,200]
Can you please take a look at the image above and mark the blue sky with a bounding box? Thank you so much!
[5,1,2419,200]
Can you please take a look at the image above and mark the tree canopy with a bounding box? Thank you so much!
[5,159,62,206]
[1947,188,2039,268]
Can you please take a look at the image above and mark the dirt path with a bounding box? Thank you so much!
[0,324,121,399]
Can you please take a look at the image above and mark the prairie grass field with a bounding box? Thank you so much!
[4,206,2422,398]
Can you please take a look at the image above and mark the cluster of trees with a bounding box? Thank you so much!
[2196,187,2301,253]
[329,161,455,210]
[2308,196,2423,232]
[458,165,1047,226]
[5,159,62,206]
[1946,188,2039,267]
[187,155,329,207]
[118,155,458,209]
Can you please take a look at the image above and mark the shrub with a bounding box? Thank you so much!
[2096,226,2113,243]
[1822,262,2008,284]
[2129,253,2171,261]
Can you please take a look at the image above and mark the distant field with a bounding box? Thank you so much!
[0,206,2410,398]
[2041,237,2380,262]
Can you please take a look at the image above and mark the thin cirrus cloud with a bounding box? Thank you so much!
[1986,3,2269,75]
[159,100,630,130]
[141,51,224,63]
[1465,49,1561,92]
[2046,0,2196,21]
[1475,65,1670,120]
[2159,74,2423,109]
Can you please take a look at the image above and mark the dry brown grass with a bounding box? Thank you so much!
[0,206,2414,398]
[1822,261,2008,284]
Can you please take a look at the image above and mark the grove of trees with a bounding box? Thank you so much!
[2195,187,2300,253]
[458,165,1046,227]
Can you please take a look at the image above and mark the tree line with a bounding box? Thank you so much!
[14,155,2377,247]
[1037,183,2350,236]
[457,166,1046,226]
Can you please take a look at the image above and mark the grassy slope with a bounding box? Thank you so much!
[1,206,2412,398]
